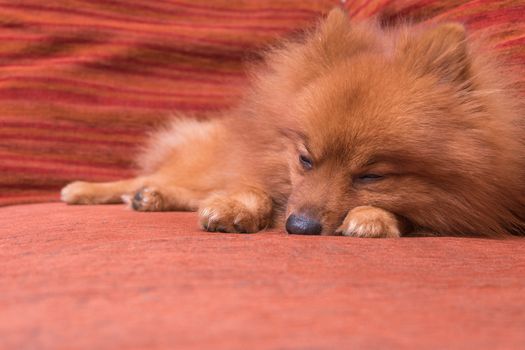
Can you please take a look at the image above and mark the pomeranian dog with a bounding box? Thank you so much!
[61,8,525,238]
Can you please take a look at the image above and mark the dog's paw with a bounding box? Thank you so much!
[336,206,401,238]
[125,187,164,211]
[198,192,271,233]
[61,181,94,204]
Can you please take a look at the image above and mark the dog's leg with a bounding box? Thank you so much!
[126,184,201,212]
[335,206,403,238]
[61,176,204,212]
[198,187,273,233]
[61,178,145,205]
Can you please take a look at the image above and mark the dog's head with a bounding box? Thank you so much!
[274,9,524,235]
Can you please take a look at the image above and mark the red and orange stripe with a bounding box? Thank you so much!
[1,0,524,206]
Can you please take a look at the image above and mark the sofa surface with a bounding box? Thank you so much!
[2,1,525,349]
[1,203,525,349]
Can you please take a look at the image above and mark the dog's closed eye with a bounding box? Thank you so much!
[299,154,313,170]
[355,173,384,183]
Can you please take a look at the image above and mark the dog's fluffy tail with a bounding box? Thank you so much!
[136,115,224,174]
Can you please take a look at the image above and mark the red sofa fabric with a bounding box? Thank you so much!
[2,2,525,348]
[2,203,525,349]
[1,0,524,206]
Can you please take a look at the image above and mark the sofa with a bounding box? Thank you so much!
[1,1,525,348]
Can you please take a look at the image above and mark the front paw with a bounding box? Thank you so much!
[335,206,401,238]
[124,187,164,211]
[61,181,93,204]
[198,192,271,233]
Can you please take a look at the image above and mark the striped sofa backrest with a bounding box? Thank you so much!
[1,0,524,207]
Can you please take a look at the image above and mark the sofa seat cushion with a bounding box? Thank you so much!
[2,203,525,349]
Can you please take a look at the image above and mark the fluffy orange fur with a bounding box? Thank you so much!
[61,8,525,237]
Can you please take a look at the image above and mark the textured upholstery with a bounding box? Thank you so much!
[2,203,525,349]
[2,1,525,348]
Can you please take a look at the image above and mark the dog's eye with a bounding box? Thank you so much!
[299,155,313,170]
[357,174,383,182]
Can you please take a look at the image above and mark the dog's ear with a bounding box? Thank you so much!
[259,8,353,92]
[306,7,352,68]
[317,7,350,42]
[399,23,470,84]
[258,8,379,95]
[311,8,382,64]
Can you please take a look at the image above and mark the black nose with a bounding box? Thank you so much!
[286,214,322,235]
